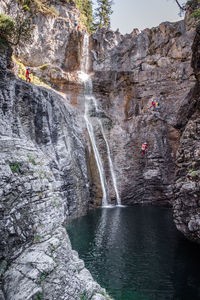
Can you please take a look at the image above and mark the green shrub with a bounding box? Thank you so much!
[38,274,46,285]
[188,170,199,177]
[0,14,15,43]
[27,154,36,165]
[79,290,89,300]
[34,235,41,241]
[10,162,21,173]
[0,13,33,45]
[39,63,50,70]
[22,5,31,11]
[33,292,44,300]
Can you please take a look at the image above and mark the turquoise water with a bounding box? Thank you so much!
[67,206,200,300]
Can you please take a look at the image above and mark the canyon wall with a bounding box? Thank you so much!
[0,0,200,298]
[0,42,111,300]
[173,24,200,242]
[0,1,111,299]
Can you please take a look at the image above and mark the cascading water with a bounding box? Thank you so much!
[92,99,121,206]
[99,123,121,205]
[80,33,121,206]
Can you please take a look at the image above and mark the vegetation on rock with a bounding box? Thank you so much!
[9,162,21,173]
[189,0,200,23]
[0,13,32,45]
[17,0,94,32]
[72,0,94,32]
[17,0,59,16]
[12,56,51,89]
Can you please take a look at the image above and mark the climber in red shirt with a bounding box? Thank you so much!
[25,67,31,83]
[150,100,156,109]
[141,142,148,155]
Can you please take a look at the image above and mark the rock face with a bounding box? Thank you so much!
[0,44,110,300]
[1,0,196,207]
[0,0,87,88]
[90,14,196,205]
[173,25,200,242]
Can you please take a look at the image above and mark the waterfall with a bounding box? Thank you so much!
[92,98,121,206]
[99,124,121,205]
[80,33,121,206]
[84,94,109,206]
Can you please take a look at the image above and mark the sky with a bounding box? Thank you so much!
[93,0,183,34]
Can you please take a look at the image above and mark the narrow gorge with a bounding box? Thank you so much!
[0,0,200,299]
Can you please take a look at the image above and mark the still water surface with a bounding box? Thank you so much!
[67,207,200,300]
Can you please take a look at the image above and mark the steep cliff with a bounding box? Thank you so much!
[89,11,196,205]
[173,24,200,242]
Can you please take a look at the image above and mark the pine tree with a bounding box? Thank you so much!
[95,0,113,29]
[82,0,93,32]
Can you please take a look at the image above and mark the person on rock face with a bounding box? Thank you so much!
[25,67,31,83]
[74,21,78,29]
[141,142,148,155]
[139,61,143,71]
[150,100,156,109]
[155,100,160,108]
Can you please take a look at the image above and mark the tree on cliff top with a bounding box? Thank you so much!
[73,0,94,32]
[174,0,186,11]
[94,0,114,29]
[175,0,200,24]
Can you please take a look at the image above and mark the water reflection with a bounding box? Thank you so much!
[67,207,200,300]
[94,207,121,249]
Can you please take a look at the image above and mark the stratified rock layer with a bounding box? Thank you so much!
[0,44,110,300]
